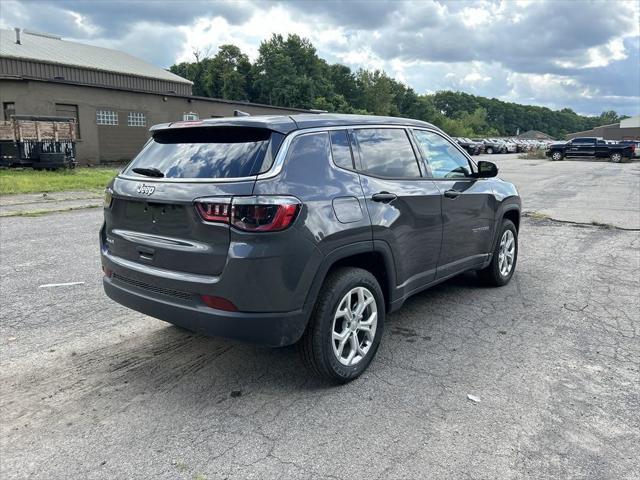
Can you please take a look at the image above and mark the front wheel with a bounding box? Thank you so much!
[477,219,518,286]
[551,151,563,161]
[486,147,493,154]
[610,152,623,163]
[298,267,385,383]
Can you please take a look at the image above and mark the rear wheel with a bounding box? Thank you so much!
[477,219,518,286]
[298,267,384,383]
[610,152,623,163]
[551,151,563,161]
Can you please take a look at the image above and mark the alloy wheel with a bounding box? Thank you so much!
[611,153,622,163]
[498,230,516,277]
[331,287,378,366]
[552,152,562,161]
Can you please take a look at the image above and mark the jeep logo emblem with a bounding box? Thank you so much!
[136,183,155,196]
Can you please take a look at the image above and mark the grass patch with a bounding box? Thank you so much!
[518,149,548,160]
[524,211,550,221]
[0,167,119,195]
[0,204,101,218]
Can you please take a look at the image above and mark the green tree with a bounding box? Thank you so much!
[168,35,617,139]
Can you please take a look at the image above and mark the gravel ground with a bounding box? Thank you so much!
[1,156,639,479]
[488,154,640,229]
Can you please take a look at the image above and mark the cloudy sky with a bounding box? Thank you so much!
[2,0,639,116]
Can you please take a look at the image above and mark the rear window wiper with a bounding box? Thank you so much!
[132,167,164,178]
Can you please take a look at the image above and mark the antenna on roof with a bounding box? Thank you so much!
[234,110,250,117]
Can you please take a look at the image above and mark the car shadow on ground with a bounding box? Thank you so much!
[84,271,494,399]
[556,157,639,163]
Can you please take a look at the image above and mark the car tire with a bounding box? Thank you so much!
[477,219,518,287]
[298,267,385,384]
[486,147,493,154]
[551,151,563,161]
[610,152,623,163]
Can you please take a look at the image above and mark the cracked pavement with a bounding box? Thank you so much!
[1,156,639,479]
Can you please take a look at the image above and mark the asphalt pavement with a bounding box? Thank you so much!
[1,155,638,479]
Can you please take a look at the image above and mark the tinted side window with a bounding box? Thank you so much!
[286,131,331,169]
[353,128,421,178]
[413,130,473,179]
[330,130,354,169]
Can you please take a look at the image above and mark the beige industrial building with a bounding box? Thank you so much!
[565,115,640,141]
[0,28,308,164]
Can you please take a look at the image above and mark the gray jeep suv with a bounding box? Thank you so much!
[101,114,521,383]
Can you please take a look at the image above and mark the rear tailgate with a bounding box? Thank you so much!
[102,125,283,277]
[104,179,255,276]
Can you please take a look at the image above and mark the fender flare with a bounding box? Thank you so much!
[300,240,398,320]
[489,201,521,253]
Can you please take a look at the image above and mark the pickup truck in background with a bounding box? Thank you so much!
[546,137,635,163]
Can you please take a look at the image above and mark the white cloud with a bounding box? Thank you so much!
[1,0,638,115]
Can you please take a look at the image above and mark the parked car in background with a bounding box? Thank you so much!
[467,138,485,154]
[513,140,530,152]
[546,137,635,162]
[455,137,481,155]
[101,113,522,383]
[475,138,503,154]
[502,140,518,153]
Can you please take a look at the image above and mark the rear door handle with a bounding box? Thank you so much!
[371,192,397,203]
[444,189,461,199]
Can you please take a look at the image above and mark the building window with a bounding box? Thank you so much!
[3,102,15,121]
[56,103,80,138]
[96,110,118,125]
[128,112,146,127]
[183,112,199,121]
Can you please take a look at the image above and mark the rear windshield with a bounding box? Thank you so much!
[124,127,283,179]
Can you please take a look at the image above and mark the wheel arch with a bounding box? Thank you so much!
[502,206,521,232]
[302,242,397,318]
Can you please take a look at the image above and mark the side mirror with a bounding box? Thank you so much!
[477,160,498,178]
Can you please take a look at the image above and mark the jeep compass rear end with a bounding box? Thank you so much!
[102,114,521,383]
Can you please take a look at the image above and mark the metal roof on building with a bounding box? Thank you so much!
[0,28,191,85]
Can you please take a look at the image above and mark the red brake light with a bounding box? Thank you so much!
[195,196,300,232]
[195,201,230,222]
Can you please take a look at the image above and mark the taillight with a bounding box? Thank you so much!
[231,196,300,232]
[195,196,301,232]
[195,201,231,223]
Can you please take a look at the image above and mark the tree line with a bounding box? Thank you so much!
[170,34,625,139]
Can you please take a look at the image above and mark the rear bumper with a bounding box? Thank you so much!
[103,276,308,347]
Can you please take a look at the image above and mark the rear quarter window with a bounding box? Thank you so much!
[124,127,283,179]
[329,130,354,169]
